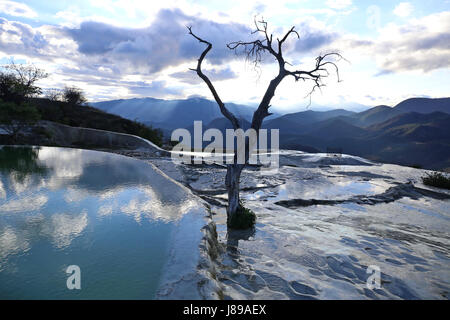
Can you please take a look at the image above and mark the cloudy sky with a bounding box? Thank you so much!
[0,0,449,112]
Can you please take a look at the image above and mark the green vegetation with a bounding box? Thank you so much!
[0,100,41,140]
[62,86,87,106]
[0,62,46,140]
[137,122,164,146]
[422,172,450,190]
[0,62,48,104]
[31,98,163,146]
[0,61,163,147]
[227,204,256,229]
[0,146,47,181]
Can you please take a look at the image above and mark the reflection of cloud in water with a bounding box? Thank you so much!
[38,148,85,179]
[98,187,125,200]
[0,227,30,262]
[1,146,201,224]
[5,171,47,195]
[9,172,34,194]
[63,188,90,203]
[37,148,86,190]
[41,211,88,248]
[3,147,197,212]
[35,148,122,192]
[0,180,5,199]
[0,147,203,260]
[120,186,199,223]
[65,186,133,204]
[0,194,48,213]
[98,204,114,216]
[271,179,390,202]
[0,210,88,260]
[301,180,385,199]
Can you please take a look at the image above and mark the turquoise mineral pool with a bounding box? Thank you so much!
[0,146,207,299]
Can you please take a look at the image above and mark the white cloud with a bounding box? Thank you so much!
[393,2,414,17]
[326,0,352,9]
[0,3,449,108]
[0,0,37,18]
[372,11,450,73]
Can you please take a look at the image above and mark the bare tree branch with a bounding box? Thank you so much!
[277,26,299,56]
[5,59,48,90]
[189,20,345,147]
[226,19,345,110]
[187,18,345,220]
[227,17,280,68]
[284,52,346,105]
[187,26,240,130]
[224,19,345,128]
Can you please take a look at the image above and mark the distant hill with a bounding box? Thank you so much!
[394,98,450,114]
[368,111,450,133]
[91,96,450,170]
[307,118,368,140]
[203,117,252,132]
[92,97,264,135]
[184,117,251,139]
[180,117,252,149]
[263,109,355,135]
[261,98,450,170]
[269,109,355,125]
[368,112,450,143]
[349,105,405,127]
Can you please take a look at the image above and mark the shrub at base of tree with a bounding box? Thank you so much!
[227,204,256,229]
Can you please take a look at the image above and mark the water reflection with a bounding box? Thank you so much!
[270,178,390,203]
[0,146,201,299]
[0,146,196,220]
[44,211,89,248]
[226,228,255,256]
[0,147,48,195]
[0,194,48,213]
[0,146,47,178]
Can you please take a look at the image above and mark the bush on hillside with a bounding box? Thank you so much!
[422,172,450,190]
[0,99,41,141]
[62,86,87,106]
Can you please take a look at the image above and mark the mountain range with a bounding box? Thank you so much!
[92,97,276,136]
[92,97,450,171]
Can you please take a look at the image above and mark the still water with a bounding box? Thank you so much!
[0,146,201,299]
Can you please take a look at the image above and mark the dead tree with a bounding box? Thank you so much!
[188,19,343,228]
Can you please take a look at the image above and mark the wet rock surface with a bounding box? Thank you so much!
[275,182,450,208]
[120,150,450,300]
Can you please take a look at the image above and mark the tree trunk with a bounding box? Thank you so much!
[225,164,244,220]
